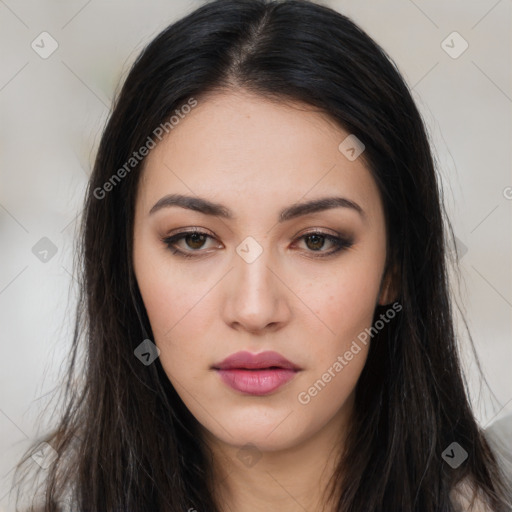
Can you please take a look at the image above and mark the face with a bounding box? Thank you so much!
[133,89,392,453]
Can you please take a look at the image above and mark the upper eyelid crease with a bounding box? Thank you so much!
[149,193,365,222]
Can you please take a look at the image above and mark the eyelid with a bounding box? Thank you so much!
[161,227,354,259]
[293,226,346,239]
[165,226,217,238]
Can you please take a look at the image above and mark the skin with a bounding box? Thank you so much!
[133,89,395,512]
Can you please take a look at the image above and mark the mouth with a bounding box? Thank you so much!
[212,350,301,371]
[212,350,301,395]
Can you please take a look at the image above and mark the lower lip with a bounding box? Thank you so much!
[215,368,298,395]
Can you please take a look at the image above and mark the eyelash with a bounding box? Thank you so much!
[161,229,353,259]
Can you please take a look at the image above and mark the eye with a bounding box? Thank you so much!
[293,231,353,258]
[162,229,353,259]
[162,229,220,258]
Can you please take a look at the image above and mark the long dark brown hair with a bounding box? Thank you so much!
[12,0,512,510]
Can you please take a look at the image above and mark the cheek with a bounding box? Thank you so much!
[291,275,375,431]
[133,246,219,386]
[136,266,215,394]
[298,258,383,349]
[291,255,383,404]
[135,243,209,335]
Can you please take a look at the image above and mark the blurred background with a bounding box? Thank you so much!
[0,0,511,510]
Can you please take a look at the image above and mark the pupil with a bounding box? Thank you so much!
[307,234,324,251]
[187,233,205,249]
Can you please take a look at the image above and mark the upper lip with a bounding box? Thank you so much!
[212,350,301,371]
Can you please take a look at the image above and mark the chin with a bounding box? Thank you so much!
[205,412,312,453]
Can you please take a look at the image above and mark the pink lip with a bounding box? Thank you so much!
[212,350,301,396]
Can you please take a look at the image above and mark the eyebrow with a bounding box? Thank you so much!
[149,193,365,222]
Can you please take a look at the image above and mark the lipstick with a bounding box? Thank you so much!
[212,350,301,396]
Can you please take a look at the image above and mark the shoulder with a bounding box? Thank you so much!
[450,479,494,512]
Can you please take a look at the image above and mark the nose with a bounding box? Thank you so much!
[222,243,292,335]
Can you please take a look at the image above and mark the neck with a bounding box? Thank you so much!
[202,396,352,512]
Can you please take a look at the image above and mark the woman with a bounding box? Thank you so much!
[13,0,512,510]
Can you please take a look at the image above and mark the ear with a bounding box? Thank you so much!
[377,262,400,306]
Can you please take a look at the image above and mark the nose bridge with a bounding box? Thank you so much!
[234,235,278,299]
[224,235,290,331]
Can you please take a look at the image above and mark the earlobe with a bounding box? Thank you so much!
[377,264,400,306]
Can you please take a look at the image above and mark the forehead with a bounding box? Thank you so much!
[136,90,382,223]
